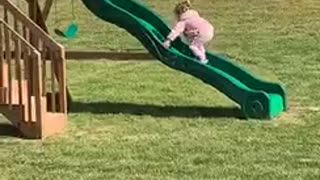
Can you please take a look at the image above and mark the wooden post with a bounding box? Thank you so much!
[41,43,47,97]
[50,51,56,113]
[4,28,12,107]
[58,49,67,113]
[28,0,37,96]
[4,8,8,23]
[0,23,4,88]
[28,0,37,22]
[32,51,43,136]
[24,47,32,123]
[14,38,23,105]
[25,0,49,33]
[42,0,54,21]
[55,47,71,111]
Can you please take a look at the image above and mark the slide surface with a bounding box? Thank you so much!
[81,0,288,119]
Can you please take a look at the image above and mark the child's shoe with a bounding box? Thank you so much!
[200,59,208,64]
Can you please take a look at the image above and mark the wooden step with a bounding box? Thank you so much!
[0,97,44,138]
[0,81,67,139]
[0,100,67,139]
[1,79,32,123]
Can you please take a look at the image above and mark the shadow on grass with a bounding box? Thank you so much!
[70,101,246,119]
[0,123,21,138]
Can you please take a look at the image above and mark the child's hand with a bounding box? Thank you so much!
[163,40,171,49]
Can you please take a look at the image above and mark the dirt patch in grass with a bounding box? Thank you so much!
[274,101,319,126]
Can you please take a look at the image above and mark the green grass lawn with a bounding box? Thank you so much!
[1,0,320,179]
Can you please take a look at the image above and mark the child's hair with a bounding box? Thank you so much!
[174,0,192,16]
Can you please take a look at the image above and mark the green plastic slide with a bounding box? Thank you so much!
[81,0,288,119]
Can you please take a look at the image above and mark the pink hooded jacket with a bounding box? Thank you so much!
[167,10,214,43]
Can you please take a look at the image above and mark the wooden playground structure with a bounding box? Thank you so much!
[0,0,153,139]
[0,0,68,139]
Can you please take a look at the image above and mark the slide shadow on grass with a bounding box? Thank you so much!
[70,101,246,119]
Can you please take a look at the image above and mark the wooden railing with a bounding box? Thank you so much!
[0,0,59,50]
[0,0,67,114]
[0,19,43,123]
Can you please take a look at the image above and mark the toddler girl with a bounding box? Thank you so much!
[163,0,214,64]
